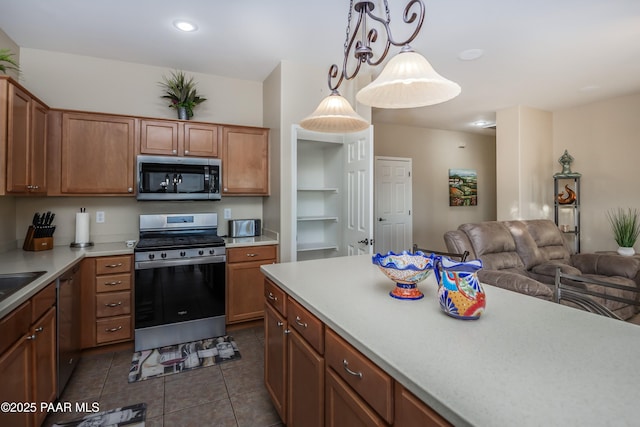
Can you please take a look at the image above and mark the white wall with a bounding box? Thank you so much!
[374,123,496,251]
[496,106,553,221]
[553,91,640,253]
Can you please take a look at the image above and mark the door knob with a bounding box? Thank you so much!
[358,238,369,245]
[378,218,387,221]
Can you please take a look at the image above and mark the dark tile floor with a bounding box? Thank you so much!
[43,325,282,427]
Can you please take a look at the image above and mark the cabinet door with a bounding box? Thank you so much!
[325,368,386,427]
[29,100,48,193]
[6,83,30,193]
[288,329,324,427]
[222,126,269,195]
[32,306,57,427]
[395,382,452,427]
[184,123,219,157]
[61,112,136,194]
[227,259,271,323]
[140,119,180,155]
[264,302,287,423]
[0,336,32,427]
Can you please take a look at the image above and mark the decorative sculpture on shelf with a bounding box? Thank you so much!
[557,184,577,204]
[553,149,581,178]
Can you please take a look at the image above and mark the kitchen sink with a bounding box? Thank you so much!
[0,271,47,302]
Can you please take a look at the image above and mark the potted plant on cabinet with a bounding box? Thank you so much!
[607,207,640,256]
[159,70,207,120]
[0,49,19,74]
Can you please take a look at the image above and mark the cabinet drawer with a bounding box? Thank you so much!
[0,301,31,354]
[96,291,131,318]
[325,328,393,424]
[287,297,324,354]
[96,273,132,293]
[264,278,286,316]
[96,256,132,275]
[31,282,56,323]
[227,245,277,263]
[96,315,132,344]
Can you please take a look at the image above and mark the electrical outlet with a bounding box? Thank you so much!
[224,208,231,219]
[96,211,105,223]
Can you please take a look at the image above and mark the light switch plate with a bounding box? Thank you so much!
[223,208,231,219]
[96,211,105,223]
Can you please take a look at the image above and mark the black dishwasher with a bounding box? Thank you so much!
[57,264,81,397]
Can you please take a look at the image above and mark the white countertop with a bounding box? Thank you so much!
[224,234,278,248]
[261,254,640,427]
[0,243,134,318]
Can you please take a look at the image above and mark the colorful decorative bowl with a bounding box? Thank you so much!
[372,251,434,300]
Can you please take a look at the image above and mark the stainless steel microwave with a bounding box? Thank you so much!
[136,155,221,201]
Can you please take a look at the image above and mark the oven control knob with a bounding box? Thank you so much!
[209,249,215,255]
[180,251,186,257]
[161,253,167,259]
[148,253,155,260]
[198,250,204,256]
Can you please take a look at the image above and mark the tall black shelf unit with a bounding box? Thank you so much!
[553,175,580,253]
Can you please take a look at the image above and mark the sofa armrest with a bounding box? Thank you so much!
[478,270,553,300]
[570,253,640,279]
[444,230,476,260]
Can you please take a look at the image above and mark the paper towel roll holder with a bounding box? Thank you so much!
[70,241,94,248]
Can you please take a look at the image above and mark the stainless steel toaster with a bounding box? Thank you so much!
[229,219,261,237]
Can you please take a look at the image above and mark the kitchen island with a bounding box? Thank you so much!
[261,254,640,426]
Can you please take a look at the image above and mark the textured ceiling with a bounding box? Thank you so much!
[1,0,639,134]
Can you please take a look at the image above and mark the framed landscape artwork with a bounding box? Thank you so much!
[449,169,478,206]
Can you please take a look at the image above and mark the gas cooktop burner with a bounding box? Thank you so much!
[135,235,225,251]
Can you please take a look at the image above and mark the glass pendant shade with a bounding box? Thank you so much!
[299,91,370,133]
[356,50,461,109]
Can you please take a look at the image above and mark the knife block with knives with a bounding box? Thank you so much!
[23,211,55,251]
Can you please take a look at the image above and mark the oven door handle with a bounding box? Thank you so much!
[135,256,226,270]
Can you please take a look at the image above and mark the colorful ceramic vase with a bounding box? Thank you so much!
[372,251,433,300]
[434,256,485,319]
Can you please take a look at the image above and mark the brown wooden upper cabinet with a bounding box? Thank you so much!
[140,119,219,158]
[2,77,48,195]
[222,125,269,196]
[47,111,137,195]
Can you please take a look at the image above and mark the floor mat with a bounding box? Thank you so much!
[52,402,146,426]
[128,335,241,382]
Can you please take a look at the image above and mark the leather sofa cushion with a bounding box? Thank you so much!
[478,269,553,300]
[571,253,640,279]
[524,219,571,262]
[531,261,581,279]
[443,230,477,260]
[505,221,544,269]
[460,222,523,270]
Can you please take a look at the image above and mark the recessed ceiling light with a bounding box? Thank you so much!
[458,49,484,61]
[173,20,198,32]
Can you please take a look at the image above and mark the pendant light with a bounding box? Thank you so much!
[300,90,370,133]
[300,0,461,133]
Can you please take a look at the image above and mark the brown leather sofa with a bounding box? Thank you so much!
[444,219,640,320]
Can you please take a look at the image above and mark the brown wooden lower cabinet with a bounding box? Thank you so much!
[394,383,453,427]
[0,282,57,427]
[264,277,453,427]
[325,367,387,427]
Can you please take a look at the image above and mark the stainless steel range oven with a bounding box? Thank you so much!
[134,213,226,351]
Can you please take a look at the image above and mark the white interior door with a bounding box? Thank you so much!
[374,157,412,254]
[344,127,374,256]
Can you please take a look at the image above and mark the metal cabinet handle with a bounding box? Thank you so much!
[267,292,278,301]
[105,302,122,307]
[105,263,123,268]
[247,253,257,257]
[104,281,123,286]
[276,321,284,327]
[284,329,291,335]
[294,316,308,328]
[184,150,190,154]
[105,326,122,333]
[26,334,36,340]
[343,359,363,379]
[34,326,44,333]
[127,187,133,193]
